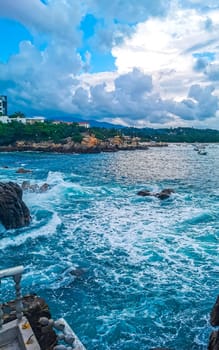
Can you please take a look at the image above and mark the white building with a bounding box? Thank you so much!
[0,116,26,124]
[78,122,90,128]
[26,116,45,124]
[0,116,45,124]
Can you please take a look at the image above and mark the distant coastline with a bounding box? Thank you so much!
[0,140,166,154]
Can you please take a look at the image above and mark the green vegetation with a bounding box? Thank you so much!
[91,127,122,140]
[9,111,26,118]
[122,127,219,143]
[0,119,219,146]
[0,121,84,145]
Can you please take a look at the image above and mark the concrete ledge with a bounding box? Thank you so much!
[0,317,40,350]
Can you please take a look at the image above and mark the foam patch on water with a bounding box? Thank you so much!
[0,212,61,249]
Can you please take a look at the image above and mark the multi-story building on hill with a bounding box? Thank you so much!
[0,95,7,115]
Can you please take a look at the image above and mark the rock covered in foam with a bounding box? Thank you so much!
[0,181,31,229]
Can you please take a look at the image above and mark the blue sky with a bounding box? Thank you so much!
[1,0,219,129]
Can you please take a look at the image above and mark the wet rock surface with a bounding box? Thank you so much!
[0,181,31,229]
[208,295,219,350]
[21,181,50,193]
[137,188,175,199]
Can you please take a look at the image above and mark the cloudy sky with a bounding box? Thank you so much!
[1,0,219,129]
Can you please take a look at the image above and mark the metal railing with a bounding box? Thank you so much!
[0,265,24,328]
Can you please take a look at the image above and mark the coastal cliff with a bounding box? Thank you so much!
[0,182,31,229]
[0,138,151,153]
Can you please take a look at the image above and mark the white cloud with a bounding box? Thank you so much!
[112,6,219,96]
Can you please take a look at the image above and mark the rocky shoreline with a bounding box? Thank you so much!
[0,140,167,154]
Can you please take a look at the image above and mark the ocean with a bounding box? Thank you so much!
[0,144,219,349]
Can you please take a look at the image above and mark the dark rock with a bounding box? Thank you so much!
[0,182,31,229]
[156,188,175,200]
[22,181,50,193]
[208,330,219,350]
[210,296,219,326]
[137,188,175,199]
[70,267,87,278]
[16,167,32,173]
[39,183,50,192]
[2,294,57,350]
[137,190,152,196]
[22,181,39,192]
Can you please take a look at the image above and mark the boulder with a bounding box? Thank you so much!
[137,188,175,200]
[208,331,219,350]
[39,183,50,192]
[137,190,152,196]
[21,181,50,193]
[156,189,175,200]
[0,182,31,229]
[210,295,219,326]
[16,167,32,173]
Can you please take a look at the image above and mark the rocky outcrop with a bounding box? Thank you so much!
[16,167,32,174]
[137,188,175,200]
[0,182,31,229]
[2,294,57,350]
[0,139,150,154]
[21,181,50,193]
[208,296,219,350]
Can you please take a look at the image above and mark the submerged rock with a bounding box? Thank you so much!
[0,181,31,229]
[137,188,175,200]
[21,181,50,193]
[16,167,32,173]
[137,190,152,196]
[155,189,175,200]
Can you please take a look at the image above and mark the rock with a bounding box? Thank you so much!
[16,167,32,173]
[39,183,50,192]
[137,190,152,196]
[210,296,219,326]
[137,188,175,199]
[156,189,175,200]
[70,267,87,278]
[21,181,50,193]
[2,294,57,350]
[22,181,39,192]
[0,182,31,229]
[208,295,219,350]
[208,331,219,350]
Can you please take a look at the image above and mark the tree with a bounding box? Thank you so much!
[9,112,26,118]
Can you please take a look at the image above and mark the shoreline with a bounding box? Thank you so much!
[0,142,168,154]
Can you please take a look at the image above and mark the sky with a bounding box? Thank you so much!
[1,0,219,129]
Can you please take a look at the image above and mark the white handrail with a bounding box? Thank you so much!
[0,266,24,279]
[0,265,24,328]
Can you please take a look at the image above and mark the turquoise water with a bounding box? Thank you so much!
[0,144,219,349]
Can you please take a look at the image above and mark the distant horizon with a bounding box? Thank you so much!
[2,111,219,132]
[1,1,219,129]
